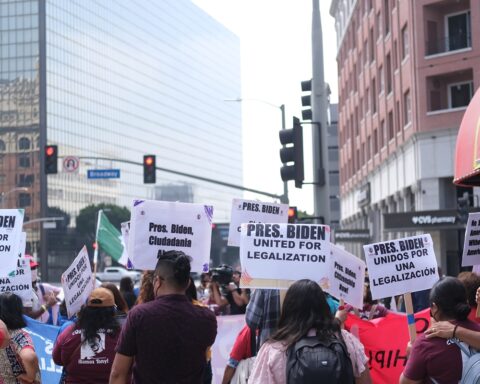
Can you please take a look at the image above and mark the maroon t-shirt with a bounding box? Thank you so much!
[52,324,120,384]
[403,319,480,383]
[116,294,217,384]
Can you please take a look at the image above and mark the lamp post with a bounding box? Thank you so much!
[0,187,29,207]
[224,98,289,204]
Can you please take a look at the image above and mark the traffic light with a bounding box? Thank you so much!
[44,145,58,174]
[279,117,304,188]
[301,80,312,121]
[288,206,298,223]
[143,155,156,184]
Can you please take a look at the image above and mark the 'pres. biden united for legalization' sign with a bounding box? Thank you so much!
[364,234,439,300]
[239,223,331,282]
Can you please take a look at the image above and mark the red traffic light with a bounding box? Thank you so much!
[144,156,154,166]
[288,206,298,223]
[46,146,55,157]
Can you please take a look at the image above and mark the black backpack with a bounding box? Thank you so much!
[286,334,355,384]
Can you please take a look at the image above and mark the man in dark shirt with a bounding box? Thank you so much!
[109,251,217,384]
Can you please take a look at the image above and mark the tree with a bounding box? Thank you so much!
[75,203,130,254]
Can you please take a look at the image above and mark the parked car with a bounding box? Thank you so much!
[96,267,141,283]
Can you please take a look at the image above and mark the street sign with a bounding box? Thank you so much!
[87,169,121,179]
[63,156,80,173]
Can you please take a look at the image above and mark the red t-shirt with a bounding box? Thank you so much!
[52,324,120,384]
[403,319,480,383]
[229,325,253,365]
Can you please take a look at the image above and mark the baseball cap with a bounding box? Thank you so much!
[25,254,38,269]
[87,288,115,308]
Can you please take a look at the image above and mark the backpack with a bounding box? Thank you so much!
[286,334,355,384]
[454,339,480,384]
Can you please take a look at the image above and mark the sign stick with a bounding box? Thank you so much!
[403,292,416,342]
[92,210,102,284]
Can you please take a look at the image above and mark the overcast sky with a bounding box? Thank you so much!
[192,0,338,214]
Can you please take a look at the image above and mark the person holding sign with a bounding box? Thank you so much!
[400,277,480,384]
[110,250,217,384]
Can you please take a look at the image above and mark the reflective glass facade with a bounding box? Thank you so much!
[1,0,242,279]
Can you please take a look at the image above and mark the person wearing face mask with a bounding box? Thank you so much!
[23,255,60,324]
[110,250,217,384]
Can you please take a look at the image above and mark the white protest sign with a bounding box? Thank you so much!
[462,212,480,266]
[0,258,33,305]
[239,223,331,286]
[129,200,213,272]
[118,221,131,268]
[61,246,93,318]
[228,199,288,247]
[329,244,366,309]
[364,234,439,300]
[0,209,24,275]
[17,231,26,258]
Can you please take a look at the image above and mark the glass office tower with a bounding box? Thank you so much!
[0,0,242,280]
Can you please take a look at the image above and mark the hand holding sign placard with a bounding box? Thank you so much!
[228,199,288,247]
[239,223,331,285]
[0,209,24,275]
[61,246,93,318]
[129,200,213,272]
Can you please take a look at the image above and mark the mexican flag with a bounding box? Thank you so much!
[95,211,124,262]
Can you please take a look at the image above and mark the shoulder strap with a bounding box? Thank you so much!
[453,338,473,357]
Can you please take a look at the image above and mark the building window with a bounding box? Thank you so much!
[446,11,471,52]
[404,90,411,125]
[384,0,390,35]
[386,53,392,94]
[402,24,409,59]
[448,81,473,108]
[379,65,384,93]
[18,137,30,150]
[18,174,34,187]
[373,129,378,153]
[366,87,370,113]
[18,193,31,208]
[0,140,5,152]
[369,28,375,63]
[367,135,372,160]
[381,120,386,147]
[18,155,30,168]
[388,111,394,140]
[372,78,377,113]
[364,40,368,64]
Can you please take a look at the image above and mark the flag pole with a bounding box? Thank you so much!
[93,210,102,285]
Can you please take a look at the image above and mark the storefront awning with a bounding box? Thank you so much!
[454,88,480,186]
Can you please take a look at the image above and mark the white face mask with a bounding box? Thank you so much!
[31,269,38,282]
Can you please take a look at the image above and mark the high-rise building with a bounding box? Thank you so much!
[331,0,479,274]
[0,0,242,279]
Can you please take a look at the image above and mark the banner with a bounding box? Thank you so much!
[462,212,480,266]
[118,221,133,268]
[129,200,213,272]
[239,223,331,287]
[363,234,439,299]
[61,246,93,318]
[228,199,288,247]
[329,244,366,309]
[0,258,33,304]
[345,309,430,384]
[25,317,63,383]
[97,211,124,262]
[0,209,24,275]
[211,315,246,384]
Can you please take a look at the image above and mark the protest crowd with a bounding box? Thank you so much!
[2,200,480,384]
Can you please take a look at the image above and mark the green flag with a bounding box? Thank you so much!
[97,211,124,261]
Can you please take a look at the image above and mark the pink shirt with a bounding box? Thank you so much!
[249,329,368,384]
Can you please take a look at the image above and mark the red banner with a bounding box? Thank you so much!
[345,309,430,384]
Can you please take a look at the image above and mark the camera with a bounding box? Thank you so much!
[210,264,233,286]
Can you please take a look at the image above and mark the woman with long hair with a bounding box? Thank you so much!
[119,277,137,310]
[249,279,371,384]
[400,276,480,384]
[101,283,129,325]
[136,271,155,304]
[53,288,121,383]
[0,293,41,384]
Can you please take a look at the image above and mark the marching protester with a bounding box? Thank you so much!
[0,293,41,384]
[110,250,217,384]
[135,271,155,305]
[197,272,212,303]
[249,279,371,384]
[400,277,480,384]
[101,283,129,325]
[53,287,121,384]
[221,325,256,384]
[457,271,480,322]
[23,256,60,324]
[119,277,137,310]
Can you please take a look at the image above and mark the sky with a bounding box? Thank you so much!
[192,0,339,214]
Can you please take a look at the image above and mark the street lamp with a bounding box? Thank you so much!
[0,187,29,207]
[224,98,289,204]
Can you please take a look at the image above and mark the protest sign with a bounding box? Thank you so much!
[118,221,133,268]
[329,244,366,309]
[363,234,439,300]
[239,223,331,287]
[129,200,213,272]
[17,231,26,258]
[61,246,93,318]
[0,209,24,275]
[25,317,63,383]
[462,212,480,266]
[0,257,33,304]
[228,199,288,247]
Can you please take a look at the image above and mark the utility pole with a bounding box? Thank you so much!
[311,0,330,224]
